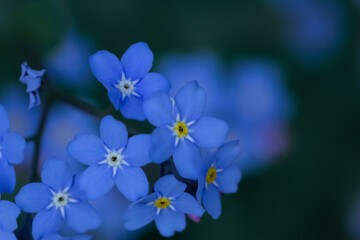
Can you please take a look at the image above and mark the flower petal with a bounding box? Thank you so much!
[143,91,174,127]
[136,73,171,99]
[115,166,149,201]
[155,209,186,237]
[190,116,229,148]
[67,134,107,165]
[172,192,204,217]
[0,200,20,231]
[32,208,62,240]
[174,80,206,122]
[173,140,202,180]
[0,104,10,135]
[65,202,101,233]
[89,50,122,88]
[100,115,128,150]
[202,184,221,219]
[123,134,151,167]
[216,166,242,194]
[1,132,26,164]
[15,183,51,213]
[0,160,15,194]
[214,141,241,169]
[119,95,145,121]
[154,175,186,199]
[0,229,16,240]
[107,88,122,110]
[41,157,73,191]
[149,127,174,164]
[123,193,157,231]
[121,42,153,80]
[79,164,114,200]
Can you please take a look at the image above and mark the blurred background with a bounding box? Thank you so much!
[0,0,359,239]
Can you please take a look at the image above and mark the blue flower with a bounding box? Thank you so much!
[67,115,151,201]
[143,80,229,180]
[123,175,204,237]
[0,200,21,240]
[89,42,171,120]
[15,157,101,240]
[42,233,92,240]
[0,104,26,194]
[19,62,46,109]
[196,141,242,219]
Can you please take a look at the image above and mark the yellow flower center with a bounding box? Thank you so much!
[154,197,170,209]
[206,167,217,184]
[174,122,188,138]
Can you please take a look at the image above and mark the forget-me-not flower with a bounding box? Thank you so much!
[0,104,26,194]
[123,175,204,237]
[67,115,151,201]
[0,200,20,240]
[196,141,242,219]
[19,62,46,109]
[89,42,171,120]
[42,234,93,240]
[143,80,229,180]
[15,157,101,240]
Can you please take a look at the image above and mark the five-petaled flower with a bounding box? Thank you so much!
[19,62,46,109]
[143,80,229,180]
[196,141,242,219]
[0,104,26,194]
[0,200,20,240]
[67,115,151,201]
[123,175,204,237]
[89,42,171,120]
[15,157,101,240]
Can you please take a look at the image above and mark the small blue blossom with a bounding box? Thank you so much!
[19,62,46,109]
[0,200,21,240]
[67,115,151,201]
[89,42,171,120]
[42,233,93,240]
[143,80,229,180]
[123,175,204,237]
[15,157,101,240]
[196,141,242,219]
[0,104,26,194]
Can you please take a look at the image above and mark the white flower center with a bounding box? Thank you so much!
[114,73,140,100]
[47,187,78,218]
[99,146,130,177]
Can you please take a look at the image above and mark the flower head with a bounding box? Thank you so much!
[0,200,20,240]
[196,141,242,219]
[89,42,171,120]
[123,175,204,237]
[15,157,101,240]
[67,115,151,201]
[19,62,46,109]
[0,104,26,194]
[143,80,229,180]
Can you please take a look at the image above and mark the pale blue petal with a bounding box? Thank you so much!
[214,141,241,169]
[0,104,10,135]
[119,95,145,120]
[0,160,15,194]
[173,192,204,217]
[154,175,186,198]
[149,127,175,164]
[15,183,51,213]
[107,88,122,110]
[143,91,174,127]
[32,208,62,240]
[65,202,101,233]
[41,157,73,191]
[174,80,206,122]
[123,134,151,167]
[136,73,171,99]
[196,177,206,202]
[115,166,149,201]
[190,117,229,148]
[0,200,20,231]
[202,184,221,219]
[173,140,202,180]
[0,229,16,240]
[100,115,128,150]
[67,134,107,165]
[1,132,26,164]
[216,166,242,194]
[121,42,153,80]
[155,209,186,237]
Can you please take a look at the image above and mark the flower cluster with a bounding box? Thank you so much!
[0,42,242,239]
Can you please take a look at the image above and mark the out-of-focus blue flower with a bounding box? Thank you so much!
[42,233,92,240]
[0,104,26,194]
[143,80,229,180]
[44,30,93,87]
[67,115,150,201]
[15,157,101,240]
[123,175,204,237]
[19,62,46,109]
[89,42,171,120]
[196,141,242,219]
[0,200,21,240]
[266,0,346,64]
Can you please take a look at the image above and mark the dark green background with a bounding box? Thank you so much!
[0,0,359,239]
